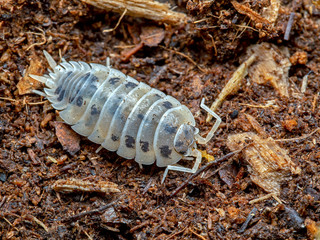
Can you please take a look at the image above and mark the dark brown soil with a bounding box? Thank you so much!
[0,0,319,239]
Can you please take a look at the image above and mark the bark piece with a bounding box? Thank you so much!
[81,0,187,24]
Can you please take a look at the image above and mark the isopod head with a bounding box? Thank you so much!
[173,124,198,156]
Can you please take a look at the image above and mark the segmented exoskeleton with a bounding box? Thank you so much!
[31,51,221,183]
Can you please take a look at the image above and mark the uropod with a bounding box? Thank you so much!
[31,51,221,183]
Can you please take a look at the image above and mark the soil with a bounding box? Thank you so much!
[0,0,319,239]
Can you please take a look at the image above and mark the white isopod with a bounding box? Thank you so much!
[31,51,221,183]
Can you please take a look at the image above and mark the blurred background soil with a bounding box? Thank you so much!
[0,0,319,239]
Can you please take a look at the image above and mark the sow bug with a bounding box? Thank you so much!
[31,51,221,183]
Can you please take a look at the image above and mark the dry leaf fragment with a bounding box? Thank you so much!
[52,178,120,194]
[245,42,291,97]
[227,132,301,194]
[140,26,165,47]
[18,56,44,95]
[54,122,80,155]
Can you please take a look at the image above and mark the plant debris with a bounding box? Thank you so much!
[52,178,120,194]
[227,132,301,194]
[245,42,291,97]
[54,121,81,155]
[17,55,44,95]
[80,0,188,24]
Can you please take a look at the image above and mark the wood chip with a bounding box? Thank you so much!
[54,122,81,155]
[52,178,120,194]
[227,132,301,194]
[80,0,188,25]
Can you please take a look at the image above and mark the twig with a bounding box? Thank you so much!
[0,97,48,105]
[238,207,257,233]
[168,149,243,199]
[207,33,217,56]
[275,127,320,142]
[0,97,17,102]
[103,9,127,33]
[301,70,313,93]
[26,27,47,51]
[61,199,119,222]
[249,192,279,204]
[2,217,19,231]
[0,196,7,208]
[206,54,256,122]
[160,46,206,73]
[231,1,270,24]
[284,12,295,41]
[142,177,154,195]
[189,228,208,240]
[165,226,188,239]
[29,215,49,232]
[129,220,150,233]
[83,230,93,240]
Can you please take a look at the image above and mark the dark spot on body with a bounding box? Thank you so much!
[175,141,184,147]
[175,145,187,155]
[56,71,73,95]
[54,85,62,94]
[160,145,172,158]
[76,96,83,107]
[140,141,149,152]
[80,72,91,82]
[164,124,177,134]
[125,82,138,88]
[75,73,91,87]
[69,90,78,102]
[109,77,120,85]
[137,113,144,120]
[125,135,135,148]
[184,129,192,138]
[111,134,119,141]
[89,75,98,82]
[89,84,98,93]
[57,89,65,101]
[91,104,100,115]
[163,101,173,109]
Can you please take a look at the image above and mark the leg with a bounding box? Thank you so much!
[106,57,111,67]
[161,149,202,184]
[29,74,55,88]
[195,98,221,145]
[43,50,57,70]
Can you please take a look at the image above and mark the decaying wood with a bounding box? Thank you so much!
[227,132,301,195]
[80,0,188,24]
[245,42,291,97]
[52,178,120,194]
